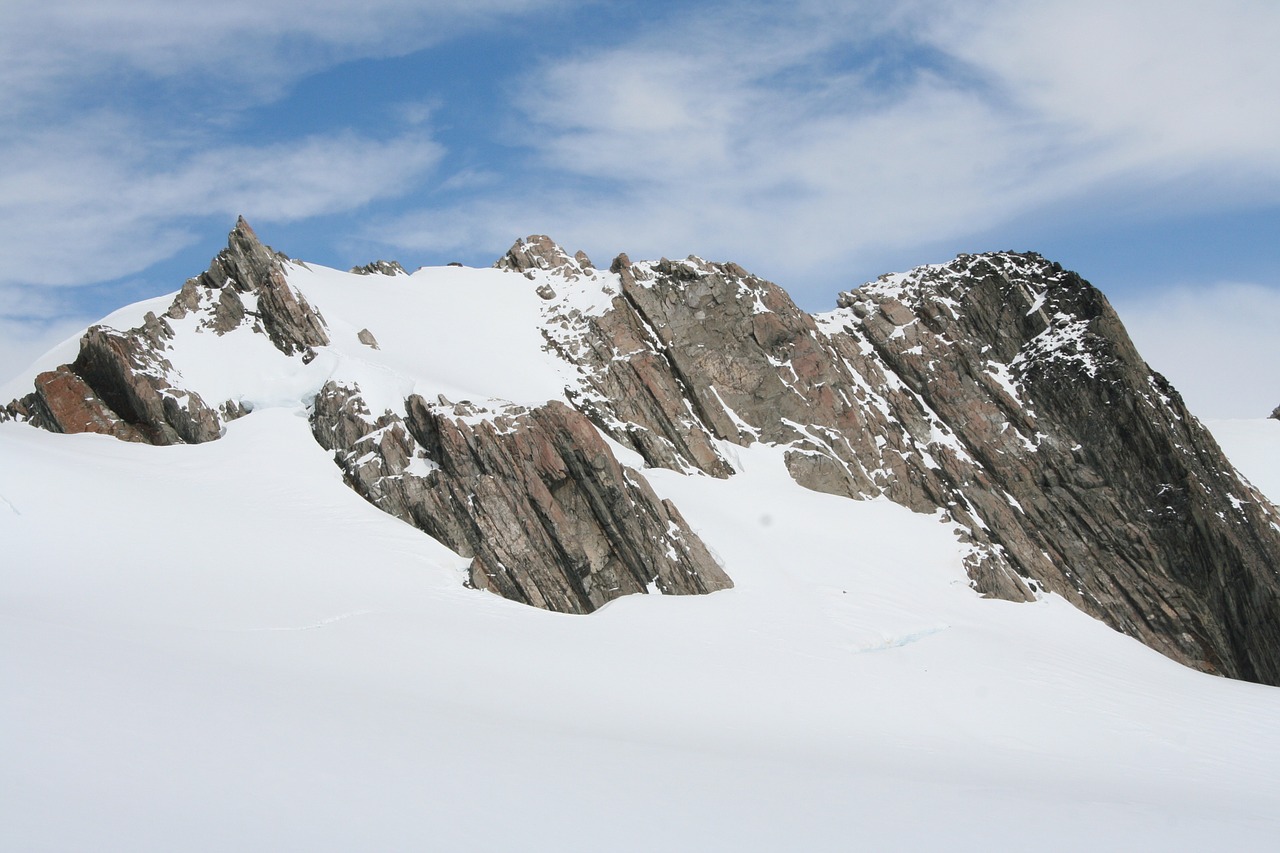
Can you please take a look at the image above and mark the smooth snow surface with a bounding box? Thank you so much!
[4,263,1280,852]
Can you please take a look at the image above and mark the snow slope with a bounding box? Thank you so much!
[4,260,1280,851]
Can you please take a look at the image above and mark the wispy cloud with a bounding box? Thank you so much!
[379,0,1280,295]
[1116,282,1280,420]
[0,0,562,115]
[0,0,566,288]
[925,0,1280,192]
[0,119,444,287]
[0,283,94,386]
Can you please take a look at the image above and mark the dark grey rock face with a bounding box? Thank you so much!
[310,382,732,614]
[834,254,1280,682]
[548,248,1280,682]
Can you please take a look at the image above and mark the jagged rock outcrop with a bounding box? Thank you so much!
[168,216,329,360]
[830,254,1280,682]
[495,235,593,278]
[8,312,221,445]
[538,245,1280,682]
[4,217,329,444]
[310,381,731,613]
[69,321,222,445]
[350,260,406,276]
[7,365,148,442]
[1271,405,1279,421]
[8,220,1280,683]
[544,251,1036,600]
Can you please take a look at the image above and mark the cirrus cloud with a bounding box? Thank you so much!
[377,0,1280,300]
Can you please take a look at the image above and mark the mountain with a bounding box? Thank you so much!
[7,218,1280,681]
[4,220,1280,850]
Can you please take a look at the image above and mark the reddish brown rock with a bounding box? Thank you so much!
[17,365,147,442]
[68,324,220,445]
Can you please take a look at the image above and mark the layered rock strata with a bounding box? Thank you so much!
[310,382,732,614]
[834,256,1280,683]
[4,218,328,444]
[537,245,1280,682]
[7,221,1280,685]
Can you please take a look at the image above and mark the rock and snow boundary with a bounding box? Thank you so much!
[4,219,1280,850]
[6,218,1279,682]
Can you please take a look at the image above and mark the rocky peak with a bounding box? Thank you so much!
[350,260,407,276]
[495,235,594,279]
[3,217,330,444]
[544,247,1280,681]
[170,216,330,359]
[826,252,1280,682]
[8,223,1280,685]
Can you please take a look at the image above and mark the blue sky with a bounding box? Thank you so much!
[3,0,1278,417]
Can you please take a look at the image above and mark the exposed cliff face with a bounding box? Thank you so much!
[310,382,731,614]
[830,255,1280,683]
[4,218,328,444]
[546,251,1039,601]
[6,221,1279,685]
[531,245,1280,681]
[8,311,222,445]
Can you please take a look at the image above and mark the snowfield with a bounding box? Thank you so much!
[3,260,1280,851]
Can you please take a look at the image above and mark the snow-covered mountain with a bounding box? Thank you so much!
[3,220,1280,851]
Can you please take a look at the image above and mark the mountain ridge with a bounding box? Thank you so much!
[5,218,1279,683]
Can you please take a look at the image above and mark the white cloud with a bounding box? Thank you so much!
[380,0,1280,304]
[925,0,1280,196]
[1115,282,1280,420]
[0,0,562,292]
[0,0,562,115]
[0,121,444,288]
